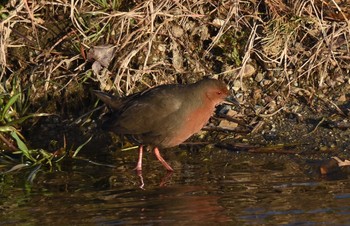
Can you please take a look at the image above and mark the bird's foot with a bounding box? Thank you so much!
[159,171,174,187]
[154,147,174,172]
[136,171,145,190]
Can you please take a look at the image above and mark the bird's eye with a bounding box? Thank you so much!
[217,91,222,95]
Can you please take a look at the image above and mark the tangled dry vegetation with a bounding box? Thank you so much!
[0,0,350,145]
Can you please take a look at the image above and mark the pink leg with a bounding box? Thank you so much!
[134,145,143,171]
[154,147,174,171]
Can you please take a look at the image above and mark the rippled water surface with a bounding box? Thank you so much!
[1,144,350,225]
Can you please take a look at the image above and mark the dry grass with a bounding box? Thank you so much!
[0,0,349,114]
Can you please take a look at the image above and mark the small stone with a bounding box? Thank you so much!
[233,80,242,91]
[171,25,184,38]
[158,44,166,52]
[255,72,264,82]
[262,80,272,86]
[212,18,225,27]
[338,94,346,102]
[219,120,238,129]
[242,64,256,78]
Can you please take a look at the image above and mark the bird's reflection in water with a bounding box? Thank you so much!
[136,170,174,189]
[133,185,231,223]
[97,184,231,224]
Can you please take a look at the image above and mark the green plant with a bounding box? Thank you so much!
[0,91,54,164]
[0,77,92,180]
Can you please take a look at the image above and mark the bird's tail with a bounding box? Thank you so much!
[92,90,122,110]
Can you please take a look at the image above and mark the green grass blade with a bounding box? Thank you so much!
[1,93,20,121]
[5,113,51,126]
[10,131,28,152]
[1,163,29,174]
[0,125,17,132]
[10,131,36,162]
[72,136,92,158]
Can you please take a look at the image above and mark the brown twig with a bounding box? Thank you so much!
[0,134,18,152]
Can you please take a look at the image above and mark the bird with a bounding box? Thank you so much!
[93,78,232,172]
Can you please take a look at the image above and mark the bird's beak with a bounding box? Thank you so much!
[223,95,240,106]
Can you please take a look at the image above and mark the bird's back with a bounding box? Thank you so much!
[98,84,201,146]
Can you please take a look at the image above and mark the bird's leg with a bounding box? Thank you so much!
[154,147,174,171]
[134,145,143,171]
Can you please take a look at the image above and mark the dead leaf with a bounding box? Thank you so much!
[87,45,116,68]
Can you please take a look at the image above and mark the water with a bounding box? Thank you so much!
[1,146,350,225]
